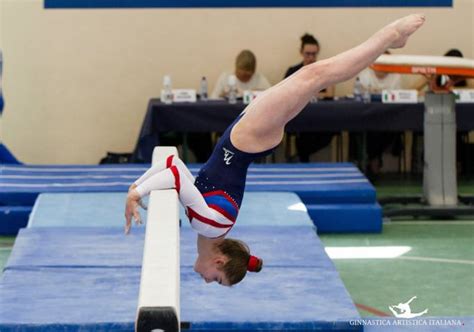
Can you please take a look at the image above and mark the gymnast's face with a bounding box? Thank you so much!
[194,255,230,286]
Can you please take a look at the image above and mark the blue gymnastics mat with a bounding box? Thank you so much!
[214,163,376,205]
[0,164,149,206]
[27,192,313,229]
[1,227,361,331]
[2,163,376,234]
[1,163,375,206]
[27,191,382,235]
[0,206,31,235]
[307,203,383,233]
[6,227,328,270]
[0,267,360,332]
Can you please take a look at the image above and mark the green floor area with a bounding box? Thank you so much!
[320,222,474,317]
[1,176,473,318]
[372,174,474,197]
[318,175,474,317]
[0,236,15,272]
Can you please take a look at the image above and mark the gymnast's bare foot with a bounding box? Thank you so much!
[386,14,426,49]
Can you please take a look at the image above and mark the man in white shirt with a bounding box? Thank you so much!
[356,52,402,176]
[358,68,401,93]
[211,50,271,99]
[357,58,402,93]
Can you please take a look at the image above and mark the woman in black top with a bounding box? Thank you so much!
[284,34,335,162]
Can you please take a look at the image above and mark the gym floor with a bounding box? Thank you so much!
[1,175,473,318]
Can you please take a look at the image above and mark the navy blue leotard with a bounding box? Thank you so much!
[194,113,274,210]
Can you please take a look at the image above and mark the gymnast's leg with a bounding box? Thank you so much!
[230,14,425,153]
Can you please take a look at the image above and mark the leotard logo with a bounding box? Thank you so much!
[222,148,234,165]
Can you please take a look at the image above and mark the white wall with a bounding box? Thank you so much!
[0,0,4,140]
[1,0,473,163]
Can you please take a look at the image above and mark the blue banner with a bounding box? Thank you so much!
[45,0,453,9]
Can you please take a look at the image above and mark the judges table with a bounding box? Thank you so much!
[133,99,474,167]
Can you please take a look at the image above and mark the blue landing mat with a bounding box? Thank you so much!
[0,164,149,206]
[0,267,137,332]
[1,163,375,206]
[1,163,375,234]
[1,227,361,331]
[221,163,375,205]
[181,265,360,331]
[307,203,383,233]
[0,267,361,332]
[0,206,30,235]
[27,192,313,228]
[5,227,328,270]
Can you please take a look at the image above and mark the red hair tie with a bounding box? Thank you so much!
[247,255,260,272]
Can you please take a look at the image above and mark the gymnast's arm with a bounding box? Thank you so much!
[124,160,210,234]
[128,155,195,191]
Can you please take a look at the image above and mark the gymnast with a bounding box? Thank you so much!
[125,14,425,286]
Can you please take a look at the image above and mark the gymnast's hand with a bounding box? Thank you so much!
[124,189,142,234]
[128,183,148,209]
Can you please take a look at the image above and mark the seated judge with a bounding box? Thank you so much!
[211,50,271,99]
[356,51,402,175]
[284,33,335,162]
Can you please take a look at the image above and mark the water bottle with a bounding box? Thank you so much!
[353,77,363,102]
[363,84,371,103]
[200,76,208,101]
[161,75,173,104]
[227,75,237,104]
[243,90,252,104]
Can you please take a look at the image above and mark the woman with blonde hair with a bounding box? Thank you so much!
[211,49,271,99]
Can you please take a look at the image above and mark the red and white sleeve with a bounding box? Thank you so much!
[134,159,232,238]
